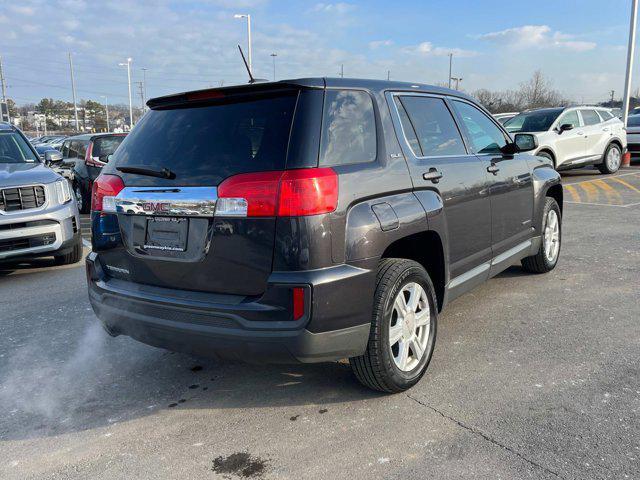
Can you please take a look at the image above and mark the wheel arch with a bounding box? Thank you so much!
[380,231,446,312]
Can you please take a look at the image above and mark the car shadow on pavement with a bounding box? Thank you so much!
[0,322,382,442]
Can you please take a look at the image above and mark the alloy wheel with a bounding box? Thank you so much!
[543,209,560,263]
[389,282,431,372]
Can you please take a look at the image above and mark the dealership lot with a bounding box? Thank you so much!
[1,167,639,480]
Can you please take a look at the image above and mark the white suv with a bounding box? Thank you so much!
[504,106,626,174]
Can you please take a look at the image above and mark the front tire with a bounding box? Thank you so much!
[74,181,90,214]
[521,197,561,273]
[350,259,437,393]
[598,143,622,174]
[54,238,83,265]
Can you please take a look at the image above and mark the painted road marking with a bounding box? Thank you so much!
[563,171,640,207]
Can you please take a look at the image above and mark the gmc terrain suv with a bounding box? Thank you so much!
[504,106,626,174]
[87,79,563,392]
[0,122,81,265]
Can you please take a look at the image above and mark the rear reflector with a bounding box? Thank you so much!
[91,174,125,212]
[292,287,305,320]
[216,168,338,218]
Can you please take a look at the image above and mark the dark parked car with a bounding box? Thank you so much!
[625,114,640,161]
[61,133,126,213]
[86,78,563,392]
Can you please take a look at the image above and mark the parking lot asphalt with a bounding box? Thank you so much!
[1,167,639,480]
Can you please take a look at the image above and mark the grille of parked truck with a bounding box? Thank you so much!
[86,78,563,392]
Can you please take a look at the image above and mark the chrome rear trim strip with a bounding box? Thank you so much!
[113,186,218,217]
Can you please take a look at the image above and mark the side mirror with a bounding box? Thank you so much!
[557,123,574,134]
[514,133,538,152]
[44,150,63,165]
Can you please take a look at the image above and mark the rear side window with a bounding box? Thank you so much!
[557,111,580,128]
[452,101,507,154]
[92,136,125,161]
[395,96,466,157]
[598,110,613,121]
[61,141,70,157]
[319,90,376,166]
[581,110,601,126]
[110,91,298,185]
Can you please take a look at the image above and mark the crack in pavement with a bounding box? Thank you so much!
[406,393,569,480]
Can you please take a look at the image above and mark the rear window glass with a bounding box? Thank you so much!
[93,135,125,160]
[110,91,298,185]
[320,90,376,166]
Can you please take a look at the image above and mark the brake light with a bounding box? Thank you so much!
[91,174,125,212]
[216,168,338,217]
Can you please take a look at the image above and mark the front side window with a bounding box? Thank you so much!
[581,110,601,126]
[61,141,70,157]
[452,101,507,154]
[319,90,376,166]
[395,96,465,157]
[0,132,39,163]
[557,111,580,129]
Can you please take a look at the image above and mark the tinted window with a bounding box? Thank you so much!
[581,110,601,126]
[504,109,563,133]
[319,90,376,166]
[0,132,38,163]
[627,115,640,127]
[599,110,613,121]
[557,110,580,128]
[396,96,465,157]
[452,101,507,154]
[61,140,70,157]
[110,91,298,185]
[394,98,421,155]
[93,135,125,160]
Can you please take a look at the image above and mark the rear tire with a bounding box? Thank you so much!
[598,143,621,174]
[521,197,561,273]
[54,239,83,265]
[350,258,437,393]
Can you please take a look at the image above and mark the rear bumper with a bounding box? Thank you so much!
[86,253,375,363]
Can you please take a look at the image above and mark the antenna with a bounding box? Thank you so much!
[238,44,255,83]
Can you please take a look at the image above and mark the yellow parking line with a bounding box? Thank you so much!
[565,184,581,202]
[593,179,624,205]
[610,177,640,195]
[579,182,600,202]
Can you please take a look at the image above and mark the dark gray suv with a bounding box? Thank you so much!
[86,78,562,392]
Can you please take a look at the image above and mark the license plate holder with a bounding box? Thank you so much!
[144,217,188,252]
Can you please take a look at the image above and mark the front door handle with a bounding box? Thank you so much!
[423,168,443,183]
[487,164,500,175]
[603,127,609,132]
[577,131,584,135]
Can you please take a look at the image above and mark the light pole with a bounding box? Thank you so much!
[119,57,133,130]
[270,53,277,81]
[101,95,110,132]
[68,52,79,132]
[451,77,462,90]
[622,0,638,127]
[448,53,453,89]
[234,14,252,75]
[141,68,148,111]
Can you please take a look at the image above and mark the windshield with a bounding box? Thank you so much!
[504,109,563,133]
[0,131,39,163]
[110,91,298,186]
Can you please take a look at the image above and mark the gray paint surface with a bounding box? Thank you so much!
[1,193,638,479]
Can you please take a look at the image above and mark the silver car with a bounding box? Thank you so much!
[0,122,81,264]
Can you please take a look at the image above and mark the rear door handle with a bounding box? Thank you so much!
[487,164,500,175]
[577,131,584,135]
[423,168,443,183]
[603,127,609,132]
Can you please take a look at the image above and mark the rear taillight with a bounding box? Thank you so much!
[292,287,305,320]
[216,168,338,217]
[91,174,125,212]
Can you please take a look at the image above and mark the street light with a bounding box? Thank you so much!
[451,76,463,90]
[118,57,133,130]
[234,14,252,75]
[101,95,110,132]
[270,53,277,81]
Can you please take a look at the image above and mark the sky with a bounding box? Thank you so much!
[0,0,637,106]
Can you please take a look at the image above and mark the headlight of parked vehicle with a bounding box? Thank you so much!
[56,178,72,204]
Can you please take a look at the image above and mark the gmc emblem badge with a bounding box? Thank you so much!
[142,202,169,213]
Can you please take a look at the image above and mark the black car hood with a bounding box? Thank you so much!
[0,162,59,187]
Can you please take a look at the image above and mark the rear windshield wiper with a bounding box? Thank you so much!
[116,165,176,179]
